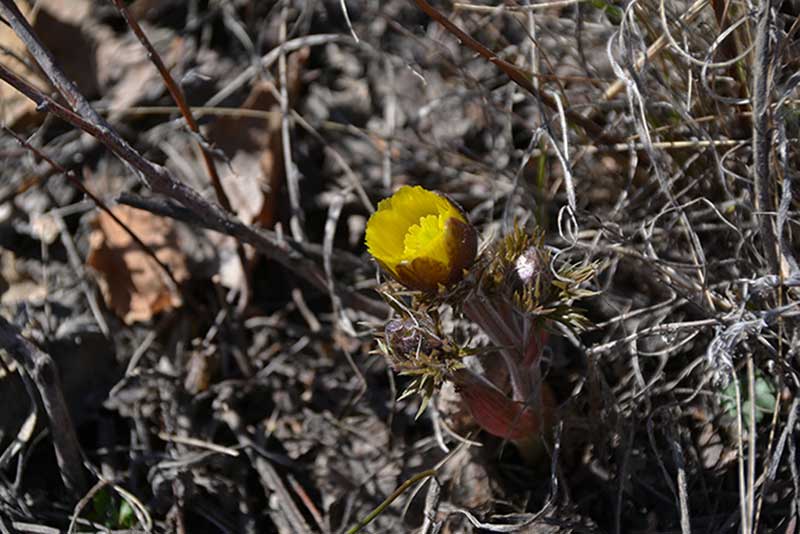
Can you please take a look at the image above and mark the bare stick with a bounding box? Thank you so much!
[752,0,778,272]
[279,4,306,243]
[0,317,91,495]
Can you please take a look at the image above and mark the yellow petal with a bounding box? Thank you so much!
[365,185,476,291]
[403,214,449,266]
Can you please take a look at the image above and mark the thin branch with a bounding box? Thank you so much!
[109,0,253,310]
[279,4,306,243]
[0,317,91,495]
[752,0,778,272]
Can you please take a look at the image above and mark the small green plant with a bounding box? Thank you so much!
[590,0,623,25]
[88,488,135,529]
[720,371,777,427]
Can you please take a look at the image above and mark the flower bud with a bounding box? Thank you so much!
[511,245,553,303]
[365,186,478,292]
[383,317,440,369]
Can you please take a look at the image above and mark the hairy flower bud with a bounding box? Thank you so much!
[380,315,464,411]
[511,245,553,303]
[384,317,438,360]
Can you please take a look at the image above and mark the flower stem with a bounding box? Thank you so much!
[346,468,437,534]
[463,295,528,402]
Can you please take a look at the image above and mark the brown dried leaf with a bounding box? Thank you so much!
[208,80,282,229]
[208,48,309,228]
[87,205,188,324]
[203,50,308,291]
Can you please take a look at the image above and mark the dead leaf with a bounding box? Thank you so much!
[208,47,309,228]
[208,80,282,229]
[220,151,270,226]
[203,49,308,292]
[87,205,188,324]
[209,234,248,291]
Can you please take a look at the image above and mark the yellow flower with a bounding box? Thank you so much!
[365,186,478,291]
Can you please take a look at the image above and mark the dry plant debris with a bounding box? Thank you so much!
[87,204,188,324]
[0,0,799,533]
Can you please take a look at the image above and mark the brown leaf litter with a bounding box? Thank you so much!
[87,204,188,324]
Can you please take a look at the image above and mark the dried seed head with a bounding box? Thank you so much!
[484,225,554,310]
[477,224,596,330]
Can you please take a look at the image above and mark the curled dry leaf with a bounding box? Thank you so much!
[87,205,188,324]
[203,49,309,291]
[208,80,283,229]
